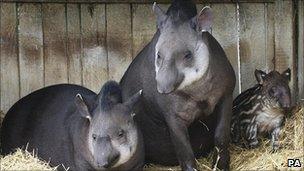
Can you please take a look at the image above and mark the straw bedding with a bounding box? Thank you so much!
[0,105,303,170]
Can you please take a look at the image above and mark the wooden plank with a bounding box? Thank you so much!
[274,0,296,102]
[67,4,82,85]
[132,4,155,57]
[298,0,304,101]
[212,3,239,97]
[265,3,275,71]
[80,4,107,92]
[42,4,68,86]
[0,0,276,4]
[19,3,44,97]
[0,3,19,112]
[239,3,266,91]
[107,4,132,81]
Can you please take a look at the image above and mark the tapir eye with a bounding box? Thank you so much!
[184,52,193,60]
[92,134,97,141]
[157,54,161,60]
[157,52,162,60]
[118,129,125,138]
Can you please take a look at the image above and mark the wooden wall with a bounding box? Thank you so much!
[298,0,304,102]
[0,0,301,112]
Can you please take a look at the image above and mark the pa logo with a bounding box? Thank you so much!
[288,159,302,167]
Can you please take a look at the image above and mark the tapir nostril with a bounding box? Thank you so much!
[283,104,290,108]
[157,85,174,94]
[98,162,110,168]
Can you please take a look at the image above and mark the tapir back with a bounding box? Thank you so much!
[0,84,95,168]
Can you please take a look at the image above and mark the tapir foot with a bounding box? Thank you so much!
[212,148,230,171]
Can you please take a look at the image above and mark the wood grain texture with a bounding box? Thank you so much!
[107,4,132,81]
[67,4,82,85]
[239,3,266,91]
[132,4,155,58]
[42,4,68,86]
[265,3,275,72]
[0,1,301,104]
[212,3,239,97]
[274,0,296,101]
[18,3,44,97]
[81,4,107,93]
[0,3,19,112]
[298,0,304,101]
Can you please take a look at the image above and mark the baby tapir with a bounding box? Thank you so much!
[0,81,144,171]
[231,69,291,151]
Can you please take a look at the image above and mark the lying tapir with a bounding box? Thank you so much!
[0,81,144,171]
[120,0,235,170]
[231,69,291,151]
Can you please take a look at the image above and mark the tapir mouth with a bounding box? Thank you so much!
[95,154,120,170]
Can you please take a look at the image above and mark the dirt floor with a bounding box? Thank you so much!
[0,105,303,170]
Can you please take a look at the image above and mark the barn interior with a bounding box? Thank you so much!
[0,0,303,170]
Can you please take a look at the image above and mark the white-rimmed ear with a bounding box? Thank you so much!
[195,6,213,32]
[153,2,167,29]
[75,93,92,122]
[255,69,266,84]
[281,68,291,82]
[124,90,142,110]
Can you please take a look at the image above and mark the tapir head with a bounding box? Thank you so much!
[255,68,291,109]
[74,81,142,170]
[153,1,212,94]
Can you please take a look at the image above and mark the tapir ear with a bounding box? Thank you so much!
[255,69,267,84]
[153,2,167,29]
[75,94,92,122]
[281,68,291,82]
[195,6,213,32]
[124,90,142,110]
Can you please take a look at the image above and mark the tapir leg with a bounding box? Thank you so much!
[165,114,197,171]
[213,95,233,171]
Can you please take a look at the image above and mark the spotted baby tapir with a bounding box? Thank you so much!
[231,68,291,151]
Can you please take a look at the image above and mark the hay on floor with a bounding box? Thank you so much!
[0,106,303,170]
[0,148,55,170]
[145,106,304,171]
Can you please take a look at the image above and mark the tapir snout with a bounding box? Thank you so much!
[95,136,120,169]
[279,94,291,109]
[156,61,180,94]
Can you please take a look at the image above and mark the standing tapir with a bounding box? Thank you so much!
[231,69,291,151]
[120,0,235,170]
[1,81,144,171]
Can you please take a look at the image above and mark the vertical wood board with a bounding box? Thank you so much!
[42,4,68,86]
[67,4,82,85]
[239,3,266,91]
[298,0,304,101]
[212,3,239,97]
[107,4,132,82]
[18,3,44,97]
[132,4,156,58]
[81,4,107,92]
[0,3,19,112]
